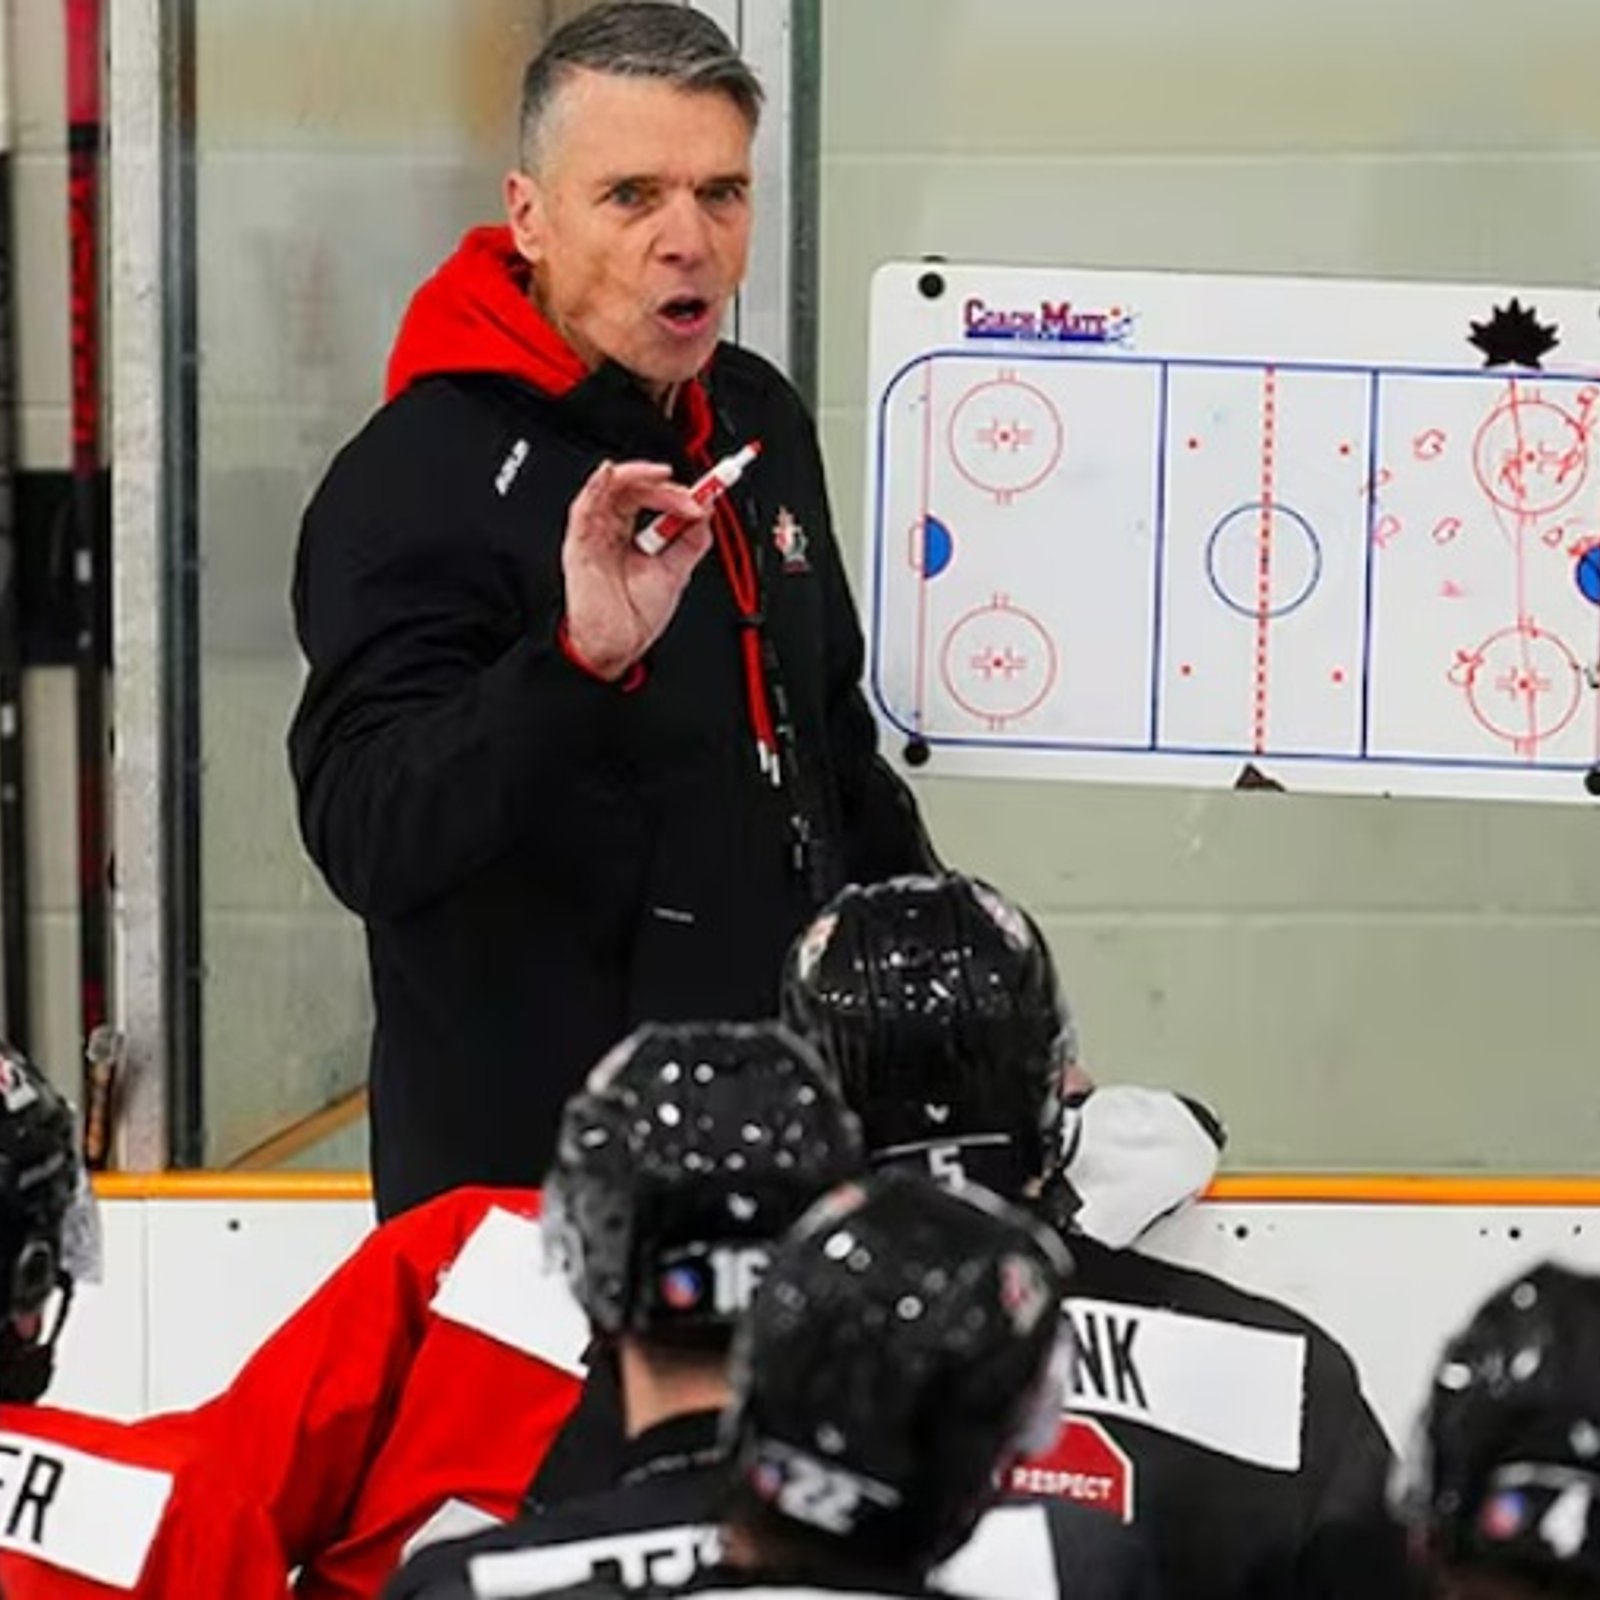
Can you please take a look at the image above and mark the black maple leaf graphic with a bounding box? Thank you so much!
[1468,298,1560,369]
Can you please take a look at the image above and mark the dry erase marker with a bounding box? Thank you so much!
[635,441,762,555]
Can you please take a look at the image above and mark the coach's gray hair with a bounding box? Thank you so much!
[519,2,764,171]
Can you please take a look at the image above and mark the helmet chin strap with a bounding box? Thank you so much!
[0,1276,73,1404]
[1031,1167,1083,1240]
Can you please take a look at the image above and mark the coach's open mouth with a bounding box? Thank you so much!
[657,295,714,335]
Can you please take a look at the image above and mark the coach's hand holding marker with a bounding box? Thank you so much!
[561,444,761,686]
[635,441,762,555]
[561,460,715,684]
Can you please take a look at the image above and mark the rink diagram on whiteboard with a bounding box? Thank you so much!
[864,264,1600,802]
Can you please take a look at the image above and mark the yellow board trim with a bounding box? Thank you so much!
[92,1172,374,1202]
[1207,1175,1600,1206]
[86,1172,1600,1207]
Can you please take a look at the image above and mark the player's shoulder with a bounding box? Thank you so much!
[409,1185,541,1231]
[1070,1235,1343,1348]
[503,1585,623,1600]
[320,376,484,479]
[0,1401,168,1463]
[306,374,551,541]
[381,1185,541,1261]
[0,1403,265,1495]
[674,1585,935,1599]
[393,1473,723,1597]
[615,1582,923,1600]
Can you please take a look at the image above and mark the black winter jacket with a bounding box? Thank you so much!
[290,341,931,1215]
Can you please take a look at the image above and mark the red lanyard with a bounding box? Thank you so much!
[681,380,780,783]
[697,450,780,782]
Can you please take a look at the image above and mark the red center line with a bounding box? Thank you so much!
[1252,368,1278,755]
[1504,380,1540,755]
[915,363,935,727]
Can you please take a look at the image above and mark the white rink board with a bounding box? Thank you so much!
[865,260,1600,802]
[51,1198,373,1422]
[1141,1201,1600,1447]
[42,1194,1600,1447]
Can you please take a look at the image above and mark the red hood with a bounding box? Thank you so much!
[385,226,592,402]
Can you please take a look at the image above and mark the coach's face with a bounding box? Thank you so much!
[506,68,754,398]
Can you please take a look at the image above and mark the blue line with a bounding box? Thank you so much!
[1148,365,1171,749]
[869,360,897,726]
[874,721,1589,775]
[1359,371,1382,757]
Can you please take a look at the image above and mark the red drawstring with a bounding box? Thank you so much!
[678,378,716,458]
[705,470,779,778]
[697,460,777,777]
[680,379,779,780]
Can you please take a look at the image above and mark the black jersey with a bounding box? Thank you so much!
[386,1412,723,1600]
[1013,1238,1407,1600]
[389,1408,1160,1600]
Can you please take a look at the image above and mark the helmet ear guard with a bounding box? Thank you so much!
[11,1237,58,1317]
[0,1272,74,1404]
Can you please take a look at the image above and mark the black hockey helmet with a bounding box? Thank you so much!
[545,1020,864,1343]
[724,1168,1073,1576]
[1397,1262,1600,1591]
[0,1043,94,1401]
[779,874,1075,1200]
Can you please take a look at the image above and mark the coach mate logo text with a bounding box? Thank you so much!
[962,297,1136,347]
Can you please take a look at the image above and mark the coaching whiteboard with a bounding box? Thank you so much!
[863,260,1600,802]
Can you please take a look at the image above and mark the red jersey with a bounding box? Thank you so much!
[296,1200,588,1599]
[203,1186,588,1598]
[0,1403,289,1599]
